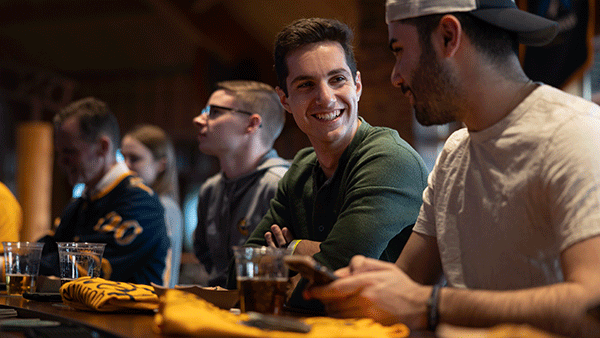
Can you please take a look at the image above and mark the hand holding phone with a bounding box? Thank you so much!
[587,302,600,322]
[283,255,338,285]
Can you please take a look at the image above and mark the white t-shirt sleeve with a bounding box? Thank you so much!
[543,112,600,251]
[413,129,468,237]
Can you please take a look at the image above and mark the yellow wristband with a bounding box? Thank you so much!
[286,239,302,255]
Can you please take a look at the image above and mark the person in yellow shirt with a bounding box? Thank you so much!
[0,181,22,283]
[0,181,22,251]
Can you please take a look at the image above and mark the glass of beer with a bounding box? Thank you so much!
[57,242,106,285]
[2,242,45,295]
[233,246,289,315]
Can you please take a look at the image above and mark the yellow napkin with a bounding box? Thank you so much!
[154,289,410,338]
[59,277,159,312]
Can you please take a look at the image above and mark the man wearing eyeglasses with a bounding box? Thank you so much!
[192,80,290,287]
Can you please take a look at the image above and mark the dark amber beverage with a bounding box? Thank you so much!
[237,277,288,314]
[6,274,35,295]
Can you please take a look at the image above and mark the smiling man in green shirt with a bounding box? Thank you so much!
[230,18,429,312]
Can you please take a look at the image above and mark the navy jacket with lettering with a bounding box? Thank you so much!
[39,173,169,285]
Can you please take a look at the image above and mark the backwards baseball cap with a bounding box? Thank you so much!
[386,0,558,46]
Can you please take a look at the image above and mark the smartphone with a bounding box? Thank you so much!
[22,292,63,302]
[283,255,338,285]
[587,302,600,322]
[243,311,311,333]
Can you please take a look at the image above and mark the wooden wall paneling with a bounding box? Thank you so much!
[356,0,415,145]
[17,122,53,241]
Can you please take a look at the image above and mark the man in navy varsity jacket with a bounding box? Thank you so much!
[39,97,169,285]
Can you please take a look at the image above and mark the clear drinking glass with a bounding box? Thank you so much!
[57,242,106,285]
[3,242,45,295]
[233,246,289,315]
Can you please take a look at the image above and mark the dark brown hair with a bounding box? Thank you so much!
[54,97,120,155]
[274,18,358,96]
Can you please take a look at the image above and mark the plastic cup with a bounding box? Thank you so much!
[233,246,289,315]
[2,242,45,295]
[57,242,106,285]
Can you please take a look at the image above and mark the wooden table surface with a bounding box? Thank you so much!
[0,293,436,338]
[0,292,560,338]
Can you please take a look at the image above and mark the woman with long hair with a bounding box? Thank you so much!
[121,124,182,287]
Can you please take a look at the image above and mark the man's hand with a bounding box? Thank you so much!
[264,224,294,249]
[305,255,430,329]
[264,224,321,256]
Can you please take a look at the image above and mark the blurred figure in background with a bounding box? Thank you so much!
[192,80,290,287]
[122,124,183,288]
[40,97,169,285]
[0,181,22,281]
[0,181,22,248]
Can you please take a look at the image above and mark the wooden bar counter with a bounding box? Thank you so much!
[1,292,555,338]
[0,292,434,338]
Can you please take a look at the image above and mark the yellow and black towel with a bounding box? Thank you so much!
[59,277,159,312]
[154,289,410,338]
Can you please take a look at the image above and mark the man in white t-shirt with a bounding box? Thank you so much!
[307,1,600,337]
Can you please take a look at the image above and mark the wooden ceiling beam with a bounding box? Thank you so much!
[191,0,223,15]
[141,0,234,63]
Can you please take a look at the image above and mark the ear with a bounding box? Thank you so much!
[156,157,167,174]
[354,71,363,102]
[276,86,292,113]
[246,114,262,133]
[97,135,111,157]
[436,15,462,57]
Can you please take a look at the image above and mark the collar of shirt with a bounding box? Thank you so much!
[83,162,131,200]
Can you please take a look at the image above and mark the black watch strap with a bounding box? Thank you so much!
[426,283,442,331]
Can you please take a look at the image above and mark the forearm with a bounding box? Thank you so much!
[291,240,320,256]
[396,232,443,285]
[439,283,600,337]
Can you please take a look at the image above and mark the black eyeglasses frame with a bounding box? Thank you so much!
[201,104,254,117]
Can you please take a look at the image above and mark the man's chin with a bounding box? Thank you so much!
[414,108,455,127]
[66,175,82,187]
[415,115,437,127]
[198,145,216,156]
[414,108,433,126]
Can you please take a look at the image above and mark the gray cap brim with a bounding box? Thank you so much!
[470,8,558,46]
